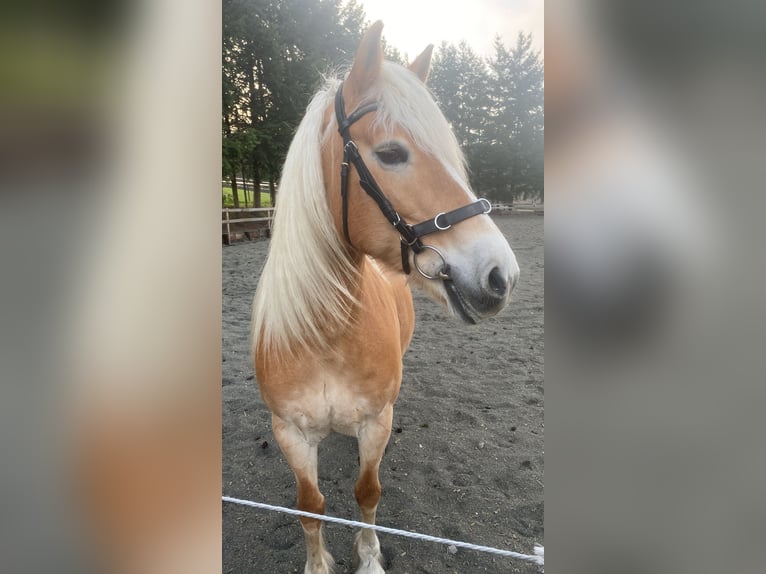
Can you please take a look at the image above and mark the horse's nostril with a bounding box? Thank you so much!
[488,266,508,297]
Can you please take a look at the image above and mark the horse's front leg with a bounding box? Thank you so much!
[353,404,393,574]
[272,414,334,574]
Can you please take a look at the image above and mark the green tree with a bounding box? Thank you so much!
[430,41,491,149]
[429,41,497,196]
[222,0,366,206]
[487,32,544,200]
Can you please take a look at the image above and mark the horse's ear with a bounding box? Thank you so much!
[346,21,384,101]
[409,44,434,84]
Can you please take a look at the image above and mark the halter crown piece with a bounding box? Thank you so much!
[334,82,492,279]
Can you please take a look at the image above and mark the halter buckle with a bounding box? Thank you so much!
[479,197,492,214]
[404,235,419,246]
[433,212,451,231]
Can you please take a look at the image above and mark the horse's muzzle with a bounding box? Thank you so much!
[446,263,519,323]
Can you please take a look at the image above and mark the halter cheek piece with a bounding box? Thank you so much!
[334,82,492,279]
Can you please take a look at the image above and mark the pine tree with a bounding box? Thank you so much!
[429,41,493,194]
[487,32,544,201]
[222,0,366,205]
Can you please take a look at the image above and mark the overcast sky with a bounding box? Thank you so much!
[357,0,544,60]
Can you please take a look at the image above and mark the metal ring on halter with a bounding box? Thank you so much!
[413,244,450,280]
[403,234,420,246]
[479,198,492,214]
[433,212,451,231]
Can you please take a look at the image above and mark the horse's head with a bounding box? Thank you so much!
[322,22,519,323]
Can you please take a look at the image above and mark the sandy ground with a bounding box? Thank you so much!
[223,214,544,573]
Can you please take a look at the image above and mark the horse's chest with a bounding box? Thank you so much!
[280,374,396,439]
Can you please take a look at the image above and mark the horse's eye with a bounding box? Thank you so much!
[374,143,409,166]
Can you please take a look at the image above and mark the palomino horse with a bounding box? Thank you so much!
[252,22,519,574]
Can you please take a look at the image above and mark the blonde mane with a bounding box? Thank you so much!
[252,62,468,356]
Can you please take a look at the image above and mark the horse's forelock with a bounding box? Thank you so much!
[373,63,467,179]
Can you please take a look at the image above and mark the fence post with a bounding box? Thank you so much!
[225,210,231,245]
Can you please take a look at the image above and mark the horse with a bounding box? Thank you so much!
[251,21,520,574]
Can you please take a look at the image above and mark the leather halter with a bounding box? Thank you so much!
[334,82,491,278]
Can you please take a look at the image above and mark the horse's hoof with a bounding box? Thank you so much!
[353,530,384,573]
[304,548,335,574]
[354,558,385,574]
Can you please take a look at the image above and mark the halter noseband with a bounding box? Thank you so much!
[334,82,492,279]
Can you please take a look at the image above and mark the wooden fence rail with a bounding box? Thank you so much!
[222,207,275,245]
